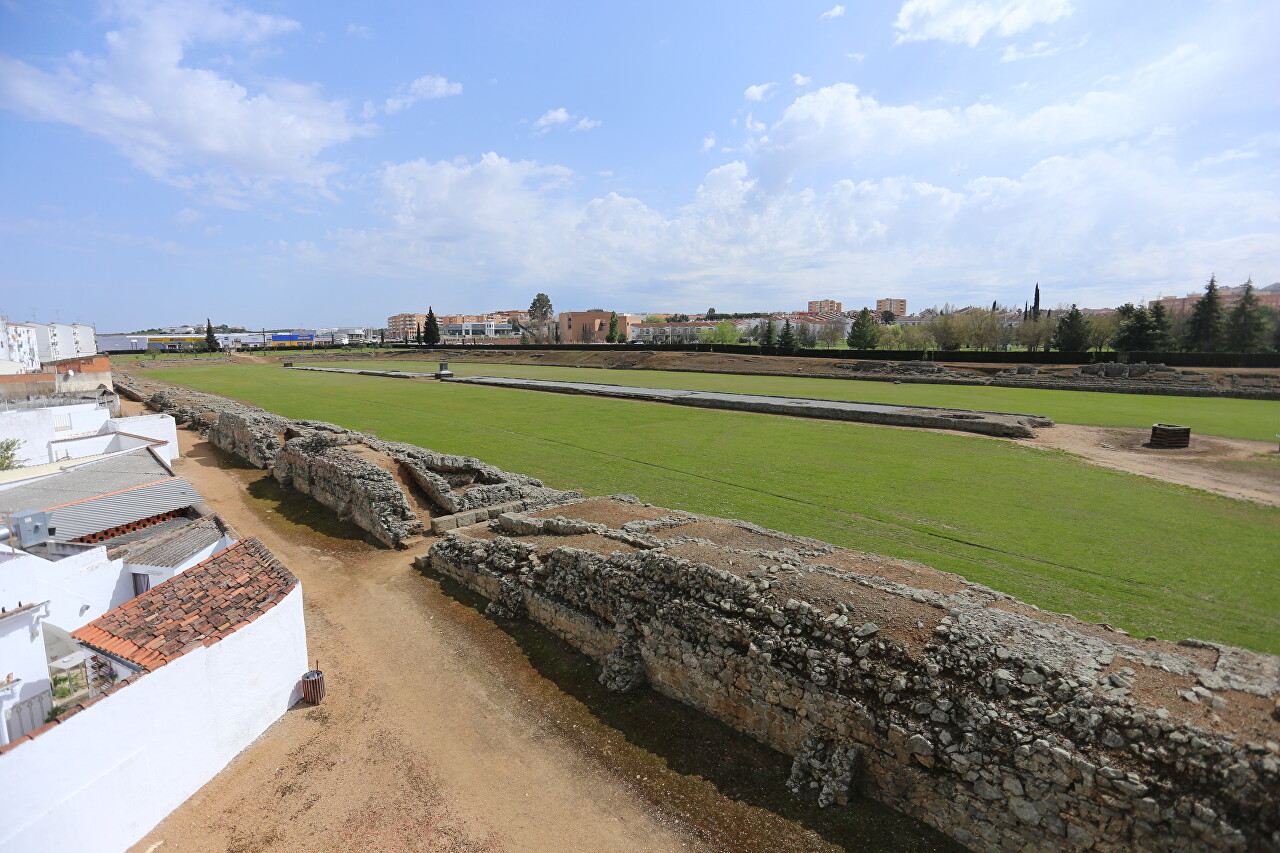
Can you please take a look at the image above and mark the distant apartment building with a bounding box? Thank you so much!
[876,298,907,318]
[1152,282,1280,313]
[388,313,429,340]
[558,311,639,343]
[808,299,842,314]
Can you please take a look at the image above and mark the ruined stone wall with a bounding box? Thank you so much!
[116,371,582,548]
[426,505,1280,853]
[271,431,423,548]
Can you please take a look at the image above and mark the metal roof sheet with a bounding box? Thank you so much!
[47,478,203,541]
[110,516,232,568]
[0,449,172,514]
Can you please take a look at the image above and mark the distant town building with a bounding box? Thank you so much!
[876,298,907,317]
[388,313,428,340]
[1152,282,1280,313]
[808,299,842,314]
[558,311,639,343]
[1,318,41,374]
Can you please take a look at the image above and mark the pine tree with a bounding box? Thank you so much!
[424,308,441,345]
[847,308,880,349]
[778,319,797,351]
[1183,275,1224,351]
[1112,306,1154,352]
[761,320,776,347]
[204,318,218,352]
[1148,301,1173,351]
[520,331,530,346]
[529,293,554,343]
[606,311,619,343]
[797,323,817,348]
[1031,284,1041,321]
[706,307,717,320]
[1052,305,1089,351]
[1225,280,1265,352]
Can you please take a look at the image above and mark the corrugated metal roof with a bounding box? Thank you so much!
[98,514,198,549]
[48,478,203,542]
[0,449,172,513]
[110,516,232,567]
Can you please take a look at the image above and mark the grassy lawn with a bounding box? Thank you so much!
[158,364,1280,654]
[306,360,1280,443]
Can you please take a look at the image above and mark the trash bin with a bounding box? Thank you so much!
[301,669,325,704]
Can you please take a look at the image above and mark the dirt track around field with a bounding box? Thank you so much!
[126,423,702,853]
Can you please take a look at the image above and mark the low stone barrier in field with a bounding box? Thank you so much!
[425,497,1280,853]
[447,375,1055,438]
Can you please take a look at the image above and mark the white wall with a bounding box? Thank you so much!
[0,586,308,853]
[0,409,54,466]
[32,545,131,633]
[1,323,41,372]
[71,325,97,358]
[107,414,178,462]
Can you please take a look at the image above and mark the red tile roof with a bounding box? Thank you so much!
[72,537,297,672]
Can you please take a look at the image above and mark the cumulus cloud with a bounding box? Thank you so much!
[701,134,717,152]
[744,82,777,102]
[383,75,462,113]
[819,5,846,20]
[0,0,368,206]
[793,73,812,86]
[533,107,600,134]
[893,0,1074,46]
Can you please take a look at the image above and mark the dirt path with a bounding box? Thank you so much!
[127,428,701,853]
[1028,424,1280,506]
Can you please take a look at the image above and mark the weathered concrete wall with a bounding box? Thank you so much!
[425,502,1280,853]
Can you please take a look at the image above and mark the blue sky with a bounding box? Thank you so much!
[1,0,1277,331]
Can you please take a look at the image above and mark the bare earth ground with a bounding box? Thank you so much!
[1026,425,1280,507]
[126,423,702,853]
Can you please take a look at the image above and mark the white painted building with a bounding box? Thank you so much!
[28,323,98,363]
[0,537,306,853]
[0,401,178,468]
[0,318,41,374]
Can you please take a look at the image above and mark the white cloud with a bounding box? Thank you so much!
[346,23,371,38]
[384,75,462,113]
[793,74,812,86]
[893,0,1074,46]
[0,0,368,205]
[533,107,599,135]
[305,147,1278,312]
[701,134,717,152]
[534,108,571,133]
[1000,40,1057,61]
[744,82,777,102]
[175,207,204,225]
[819,5,846,20]
[846,52,866,62]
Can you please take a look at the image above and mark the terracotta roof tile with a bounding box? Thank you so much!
[71,537,297,672]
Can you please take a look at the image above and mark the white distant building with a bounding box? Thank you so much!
[24,323,97,364]
[0,318,41,374]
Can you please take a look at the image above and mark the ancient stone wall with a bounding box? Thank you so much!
[272,431,423,547]
[116,371,582,548]
[426,501,1280,853]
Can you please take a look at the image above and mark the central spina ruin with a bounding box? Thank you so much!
[117,370,1280,853]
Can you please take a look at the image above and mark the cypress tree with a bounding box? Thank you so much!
[204,318,218,352]
[1183,275,1224,351]
[416,322,423,344]
[424,308,441,345]
[1031,284,1041,321]
[606,311,619,343]
[1225,280,1265,352]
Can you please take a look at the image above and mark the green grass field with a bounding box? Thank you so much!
[308,360,1280,443]
[157,364,1280,654]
